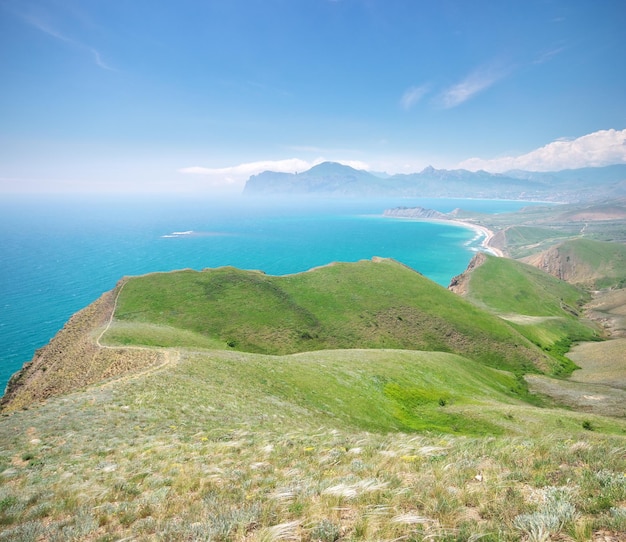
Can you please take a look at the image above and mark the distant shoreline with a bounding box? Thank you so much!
[446,219,504,258]
[388,215,504,258]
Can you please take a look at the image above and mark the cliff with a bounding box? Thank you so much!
[1,281,161,412]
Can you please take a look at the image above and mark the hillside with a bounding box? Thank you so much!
[103,258,554,375]
[3,258,626,540]
[449,253,600,373]
[2,341,626,541]
[522,238,626,289]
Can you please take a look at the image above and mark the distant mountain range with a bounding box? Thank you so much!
[243,161,626,202]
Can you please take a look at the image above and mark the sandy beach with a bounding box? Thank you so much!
[389,215,504,258]
[446,219,504,258]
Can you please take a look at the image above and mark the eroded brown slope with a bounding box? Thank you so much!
[522,245,593,285]
[1,282,161,412]
[521,239,626,288]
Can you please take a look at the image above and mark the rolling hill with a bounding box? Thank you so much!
[104,258,552,374]
[2,255,626,540]
[449,253,601,374]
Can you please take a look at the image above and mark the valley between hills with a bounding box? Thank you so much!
[1,197,626,541]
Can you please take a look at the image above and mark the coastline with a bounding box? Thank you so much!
[446,219,504,258]
[388,216,504,258]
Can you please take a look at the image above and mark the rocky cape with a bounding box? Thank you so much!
[382,206,450,220]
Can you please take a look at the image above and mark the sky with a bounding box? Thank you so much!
[1,0,625,194]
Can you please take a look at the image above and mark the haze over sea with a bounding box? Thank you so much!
[0,196,534,391]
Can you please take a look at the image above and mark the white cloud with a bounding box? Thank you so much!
[533,46,566,65]
[179,158,371,188]
[90,48,114,71]
[437,65,507,108]
[12,8,114,71]
[458,129,626,172]
[180,159,318,179]
[400,85,429,110]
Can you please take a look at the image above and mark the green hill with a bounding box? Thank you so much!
[450,253,600,374]
[493,225,572,258]
[106,258,551,374]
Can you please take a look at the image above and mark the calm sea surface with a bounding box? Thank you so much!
[0,195,533,391]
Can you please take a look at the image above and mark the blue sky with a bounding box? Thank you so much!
[1,0,625,194]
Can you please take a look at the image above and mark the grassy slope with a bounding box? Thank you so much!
[458,255,600,374]
[172,349,528,436]
[108,259,550,374]
[1,348,626,541]
[498,225,571,258]
[3,256,626,539]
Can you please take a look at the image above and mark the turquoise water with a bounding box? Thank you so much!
[0,195,531,391]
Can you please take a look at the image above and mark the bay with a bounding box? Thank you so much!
[0,194,531,391]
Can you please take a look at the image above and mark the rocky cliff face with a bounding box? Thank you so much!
[521,239,626,289]
[448,252,487,295]
[522,246,574,283]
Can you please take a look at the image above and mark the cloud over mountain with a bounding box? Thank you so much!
[179,158,370,190]
[459,129,626,172]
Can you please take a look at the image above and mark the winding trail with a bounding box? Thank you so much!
[96,279,127,348]
[95,279,180,389]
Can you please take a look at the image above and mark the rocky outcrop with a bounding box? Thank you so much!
[448,252,488,295]
[522,246,572,282]
[383,206,449,219]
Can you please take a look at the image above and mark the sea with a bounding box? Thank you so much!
[0,194,534,392]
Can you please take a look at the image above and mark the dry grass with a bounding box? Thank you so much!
[525,374,626,418]
[1,349,626,541]
[0,284,161,412]
[567,339,626,390]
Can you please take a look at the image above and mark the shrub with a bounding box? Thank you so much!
[310,519,340,542]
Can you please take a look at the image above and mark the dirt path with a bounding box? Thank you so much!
[95,279,181,389]
[95,279,127,348]
[499,314,560,325]
[96,348,180,389]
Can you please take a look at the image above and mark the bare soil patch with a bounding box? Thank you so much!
[584,288,626,337]
[525,374,626,417]
[568,338,626,389]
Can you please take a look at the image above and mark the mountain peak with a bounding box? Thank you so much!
[308,161,360,175]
